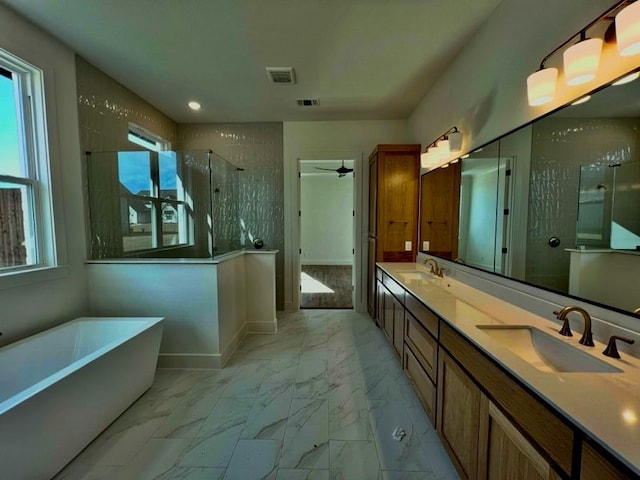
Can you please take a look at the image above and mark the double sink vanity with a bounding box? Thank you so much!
[374,259,640,480]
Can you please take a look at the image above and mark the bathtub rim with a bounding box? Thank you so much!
[0,316,164,415]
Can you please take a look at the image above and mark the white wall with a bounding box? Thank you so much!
[301,174,353,265]
[408,0,630,154]
[283,119,409,311]
[0,4,88,345]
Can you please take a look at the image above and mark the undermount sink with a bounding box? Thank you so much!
[476,325,622,373]
[395,270,434,282]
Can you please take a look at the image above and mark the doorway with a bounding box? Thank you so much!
[298,159,355,309]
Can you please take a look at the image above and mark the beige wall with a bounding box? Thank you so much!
[0,4,88,344]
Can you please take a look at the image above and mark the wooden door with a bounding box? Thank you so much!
[437,349,481,480]
[478,398,560,480]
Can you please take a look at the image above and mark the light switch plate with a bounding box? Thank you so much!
[423,241,430,251]
[404,241,412,251]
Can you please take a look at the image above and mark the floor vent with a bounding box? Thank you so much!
[266,67,296,84]
[297,98,319,106]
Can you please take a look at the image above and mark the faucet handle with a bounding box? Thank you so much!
[603,335,635,359]
[553,311,573,337]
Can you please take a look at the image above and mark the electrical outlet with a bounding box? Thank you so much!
[423,241,430,251]
[404,241,412,251]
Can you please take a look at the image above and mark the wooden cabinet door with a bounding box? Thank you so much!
[420,161,461,259]
[437,349,481,480]
[478,397,560,480]
[581,442,633,480]
[368,156,378,238]
[375,278,384,328]
[367,237,376,318]
[377,152,419,261]
[392,295,404,358]
[383,287,394,342]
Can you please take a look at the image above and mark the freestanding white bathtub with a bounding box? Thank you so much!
[0,317,164,480]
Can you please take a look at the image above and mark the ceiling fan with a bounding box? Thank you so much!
[314,160,354,178]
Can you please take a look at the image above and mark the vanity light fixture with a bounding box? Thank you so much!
[563,35,603,86]
[421,127,463,170]
[613,71,640,84]
[526,0,637,107]
[616,1,640,55]
[571,95,591,105]
[188,101,202,111]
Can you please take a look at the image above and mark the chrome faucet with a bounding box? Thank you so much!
[553,305,594,347]
[423,258,444,277]
[634,308,640,316]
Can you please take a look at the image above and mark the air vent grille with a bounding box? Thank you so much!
[266,67,296,84]
[297,99,319,106]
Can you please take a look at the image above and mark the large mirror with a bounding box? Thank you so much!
[420,69,640,315]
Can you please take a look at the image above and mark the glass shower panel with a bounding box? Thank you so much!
[86,150,213,259]
[210,151,241,256]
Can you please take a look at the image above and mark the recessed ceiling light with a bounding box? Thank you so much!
[612,72,640,86]
[188,101,201,110]
[572,95,591,105]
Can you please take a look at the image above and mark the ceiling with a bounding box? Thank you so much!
[2,0,501,123]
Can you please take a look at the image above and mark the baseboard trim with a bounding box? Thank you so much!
[248,319,278,334]
[220,323,248,367]
[157,353,221,369]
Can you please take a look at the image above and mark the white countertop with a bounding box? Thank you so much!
[379,261,640,475]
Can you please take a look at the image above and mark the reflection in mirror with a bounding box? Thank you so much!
[420,68,640,315]
[611,161,640,249]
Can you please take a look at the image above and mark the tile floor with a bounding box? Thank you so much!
[54,309,459,480]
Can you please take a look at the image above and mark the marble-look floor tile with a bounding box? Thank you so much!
[381,471,439,480]
[328,384,371,440]
[169,467,226,479]
[223,439,280,480]
[154,382,225,438]
[179,398,254,468]
[368,399,433,472]
[275,469,329,480]
[421,440,460,479]
[329,440,381,480]
[280,398,329,469]
[53,464,123,480]
[119,438,191,480]
[242,382,294,440]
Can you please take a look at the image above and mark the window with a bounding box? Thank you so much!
[0,50,54,273]
[117,126,190,253]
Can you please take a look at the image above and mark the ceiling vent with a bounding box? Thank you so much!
[297,98,319,106]
[266,67,296,84]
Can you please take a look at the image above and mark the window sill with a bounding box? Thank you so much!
[0,265,70,291]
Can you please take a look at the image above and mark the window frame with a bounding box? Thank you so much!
[0,48,56,275]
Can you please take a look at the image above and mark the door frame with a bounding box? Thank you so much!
[287,150,365,312]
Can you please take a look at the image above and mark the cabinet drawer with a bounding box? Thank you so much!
[405,312,437,381]
[405,346,436,424]
[405,293,439,338]
[383,273,405,303]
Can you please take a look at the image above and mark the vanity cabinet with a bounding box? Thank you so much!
[581,441,635,480]
[367,144,420,317]
[373,266,640,480]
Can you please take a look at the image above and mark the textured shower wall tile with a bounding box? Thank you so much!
[526,117,640,293]
[178,123,284,310]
